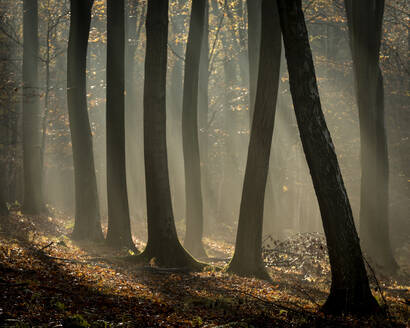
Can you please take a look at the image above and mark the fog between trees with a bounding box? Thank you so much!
[0,0,409,316]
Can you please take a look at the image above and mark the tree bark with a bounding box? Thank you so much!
[246,0,262,119]
[276,0,380,314]
[22,0,44,214]
[344,0,398,272]
[227,0,281,280]
[247,0,277,237]
[67,0,103,241]
[138,0,203,269]
[198,0,210,243]
[105,0,134,249]
[182,0,207,258]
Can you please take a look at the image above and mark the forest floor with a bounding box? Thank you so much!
[0,211,409,327]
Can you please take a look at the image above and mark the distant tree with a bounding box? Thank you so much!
[138,0,202,268]
[344,0,398,272]
[276,0,380,314]
[0,2,12,216]
[67,0,103,241]
[105,0,134,249]
[0,159,7,215]
[22,0,44,214]
[182,0,207,258]
[227,0,281,280]
[216,0,241,226]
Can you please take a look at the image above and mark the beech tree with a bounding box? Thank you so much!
[105,0,134,249]
[67,0,103,241]
[137,0,202,268]
[227,0,281,280]
[246,0,262,119]
[182,0,207,258]
[344,0,398,272]
[22,0,44,214]
[276,0,379,314]
[198,0,210,246]
[247,0,276,235]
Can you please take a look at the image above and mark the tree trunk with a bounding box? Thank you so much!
[167,3,186,223]
[182,0,207,258]
[227,0,281,280]
[198,0,210,240]
[344,0,398,272]
[67,0,103,241]
[22,0,44,214]
[105,0,134,249]
[247,0,278,237]
[0,160,8,215]
[246,0,262,119]
[138,0,203,269]
[276,0,380,314]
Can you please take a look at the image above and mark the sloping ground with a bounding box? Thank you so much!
[0,212,408,327]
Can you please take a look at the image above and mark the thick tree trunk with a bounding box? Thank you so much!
[276,0,380,314]
[22,0,44,214]
[344,0,398,272]
[67,0,103,241]
[182,0,207,258]
[139,0,203,269]
[105,0,134,249]
[227,0,281,280]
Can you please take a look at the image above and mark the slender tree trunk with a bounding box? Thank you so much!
[345,0,398,272]
[23,0,44,214]
[246,0,262,119]
[227,0,281,280]
[182,0,207,258]
[0,5,11,216]
[67,0,103,241]
[217,12,241,226]
[168,3,186,222]
[105,0,134,249]
[276,0,380,314]
[0,159,8,215]
[125,1,145,221]
[198,0,210,238]
[247,0,277,237]
[138,0,203,269]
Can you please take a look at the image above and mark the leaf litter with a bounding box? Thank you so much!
[0,212,408,327]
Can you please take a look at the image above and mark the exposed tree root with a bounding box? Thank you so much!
[184,239,208,259]
[321,288,382,315]
[128,241,207,271]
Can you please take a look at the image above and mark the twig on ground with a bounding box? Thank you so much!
[40,241,54,251]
